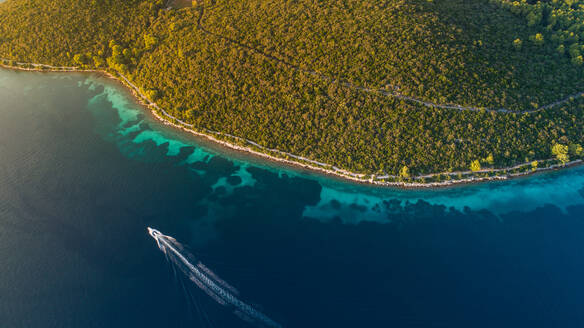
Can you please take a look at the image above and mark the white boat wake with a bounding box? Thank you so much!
[148,227,283,328]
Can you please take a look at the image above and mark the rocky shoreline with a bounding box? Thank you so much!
[1,61,581,189]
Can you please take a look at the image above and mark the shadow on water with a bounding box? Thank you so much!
[204,182,584,327]
[0,69,583,327]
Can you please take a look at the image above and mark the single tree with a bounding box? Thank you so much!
[470,160,481,172]
[552,143,570,164]
[399,166,410,179]
[513,38,522,50]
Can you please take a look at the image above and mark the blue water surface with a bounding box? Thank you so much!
[0,69,583,327]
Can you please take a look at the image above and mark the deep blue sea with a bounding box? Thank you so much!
[1,69,583,327]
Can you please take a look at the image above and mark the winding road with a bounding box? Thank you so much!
[2,6,582,184]
[194,4,583,114]
[1,58,577,184]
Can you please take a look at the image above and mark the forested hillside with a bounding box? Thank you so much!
[0,0,160,66]
[494,0,584,66]
[203,0,584,110]
[0,0,582,180]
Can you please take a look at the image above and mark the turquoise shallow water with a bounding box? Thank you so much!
[81,73,584,222]
[1,69,584,327]
[78,73,584,220]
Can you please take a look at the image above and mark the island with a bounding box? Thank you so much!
[1,0,582,187]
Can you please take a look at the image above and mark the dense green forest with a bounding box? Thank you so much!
[203,0,584,110]
[494,0,584,66]
[0,0,160,66]
[0,0,582,179]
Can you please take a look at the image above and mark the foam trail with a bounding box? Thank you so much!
[197,262,240,296]
[188,273,227,306]
[148,227,283,328]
